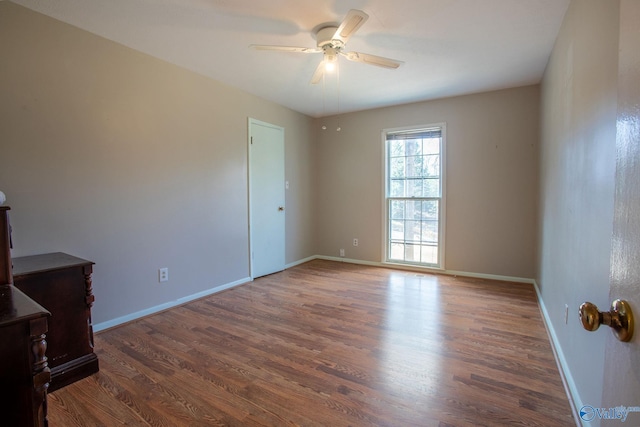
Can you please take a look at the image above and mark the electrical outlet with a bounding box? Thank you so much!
[353,238,358,247]
[340,248,345,257]
[159,267,169,282]
[564,304,569,324]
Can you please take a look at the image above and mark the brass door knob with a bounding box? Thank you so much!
[579,299,634,342]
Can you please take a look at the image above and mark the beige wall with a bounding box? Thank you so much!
[0,2,316,325]
[538,0,619,414]
[315,86,540,279]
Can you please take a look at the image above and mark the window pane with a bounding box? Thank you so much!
[390,200,405,219]
[390,180,405,197]
[420,245,438,264]
[390,242,405,261]
[407,179,423,197]
[404,243,420,262]
[422,201,438,220]
[405,140,422,156]
[425,155,440,177]
[406,155,423,177]
[405,200,422,220]
[421,221,439,243]
[389,157,405,179]
[390,220,404,240]
[390,140,405,157]
[404,220,420,242]
[423,179,440,197]
[423,138,440,155]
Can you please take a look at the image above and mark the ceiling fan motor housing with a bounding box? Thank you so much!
[315,26,344,50]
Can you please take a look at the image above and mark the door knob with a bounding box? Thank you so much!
[579,299,634,342]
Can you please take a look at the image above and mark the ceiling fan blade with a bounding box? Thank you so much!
[332,9,369,44]
[249,45,322,54]
[310,61,325,84]
[341,51,403,69]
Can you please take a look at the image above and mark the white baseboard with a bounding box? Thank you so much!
[443,268,535,284]
[93,276,251,333]
[316,255,382,267]
[315,255,536,284]
[285,255,317,269]
[532,281,583,426]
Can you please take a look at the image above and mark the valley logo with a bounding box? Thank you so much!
[580,405,640,423]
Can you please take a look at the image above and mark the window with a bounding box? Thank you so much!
[384,125,445,268]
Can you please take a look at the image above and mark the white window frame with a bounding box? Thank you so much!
[382,123,446,270]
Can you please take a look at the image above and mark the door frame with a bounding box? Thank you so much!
[247,117,285,279]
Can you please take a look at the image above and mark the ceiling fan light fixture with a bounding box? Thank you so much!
[324,60,336,72]
[324,47,338,72]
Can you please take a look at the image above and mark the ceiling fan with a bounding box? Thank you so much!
[250,9,403,84]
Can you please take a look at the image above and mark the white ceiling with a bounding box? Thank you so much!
[12,0,570,118]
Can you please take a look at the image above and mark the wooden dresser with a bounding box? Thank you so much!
[0,285,51,427]
[0,206,50,427]
[12,252,99,392]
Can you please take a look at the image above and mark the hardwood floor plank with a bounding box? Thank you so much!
[48,260,574,426]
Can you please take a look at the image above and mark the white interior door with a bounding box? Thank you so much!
[600,2,640,425]
[249,118,285,278]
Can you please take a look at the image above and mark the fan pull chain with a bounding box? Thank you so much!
[336,61,341,132]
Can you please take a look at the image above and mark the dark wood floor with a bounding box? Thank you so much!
[48,260,574,426]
